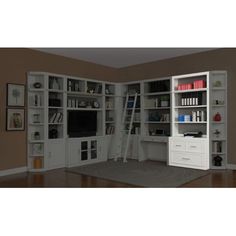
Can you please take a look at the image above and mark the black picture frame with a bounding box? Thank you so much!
[6,108,25,131]
[7,83,25,107]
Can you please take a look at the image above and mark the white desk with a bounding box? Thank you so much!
[139,136,169,162]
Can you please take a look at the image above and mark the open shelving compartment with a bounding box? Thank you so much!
[121,82,141,135]
[105,83,116,135]
[48,75,65,140]
[172,73,209,138]
[66,77,104,138]
[143,78,171,137]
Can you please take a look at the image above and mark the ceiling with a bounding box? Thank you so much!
[34,48,215,68]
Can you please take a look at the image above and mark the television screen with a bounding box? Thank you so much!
[68,111,97,137]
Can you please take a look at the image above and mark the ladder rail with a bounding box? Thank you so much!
[122,93,129,124]
[123,93,138,162]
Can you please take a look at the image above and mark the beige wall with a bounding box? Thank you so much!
[1,48,235,171]
[119,48,236,164]
[0,48,118,171]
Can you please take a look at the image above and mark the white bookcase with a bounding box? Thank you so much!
[169,71,227,170]
[209,71,227,169]
[169,72,210,170]
[27,72,47,172]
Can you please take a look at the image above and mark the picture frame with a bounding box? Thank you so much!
[6,108,25,131]
[7,83,25,107]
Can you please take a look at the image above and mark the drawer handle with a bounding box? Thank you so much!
[176,145,182,147]
[182,157,190,161]
[190,145,197,148]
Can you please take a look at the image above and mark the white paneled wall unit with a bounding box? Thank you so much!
[27,71,227,172]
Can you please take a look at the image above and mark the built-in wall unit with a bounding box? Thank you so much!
[27,71,227,172]
[27,72,108,172]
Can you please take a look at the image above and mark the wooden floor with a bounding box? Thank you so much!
[0,167,236,187]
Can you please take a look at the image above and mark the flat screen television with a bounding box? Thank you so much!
[67,111,97,137]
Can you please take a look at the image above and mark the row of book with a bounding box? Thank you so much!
[106,125,115,135]
[177,80,206,90]
[49,112,63,123]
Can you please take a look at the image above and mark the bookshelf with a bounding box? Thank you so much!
[169,72,210,170]
[209,71,227,169]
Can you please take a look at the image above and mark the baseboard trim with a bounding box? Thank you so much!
[226,164,236,170]
[0,166,27,177]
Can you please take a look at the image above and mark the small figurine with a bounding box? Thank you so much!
[213,129,220,138]
[213,155,223,166]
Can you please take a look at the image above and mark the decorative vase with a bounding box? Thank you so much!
[213,112,221,122]
[52,78,60,90]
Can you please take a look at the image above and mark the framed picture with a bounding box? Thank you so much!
[7,83,25,107]
[6,108,25,131]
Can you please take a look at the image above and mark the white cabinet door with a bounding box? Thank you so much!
[67,140,80,167]
[47,140,66,169]
[106,135,118,159]
[96,137,106,161]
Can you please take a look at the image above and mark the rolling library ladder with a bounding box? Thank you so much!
[116,93,138,162]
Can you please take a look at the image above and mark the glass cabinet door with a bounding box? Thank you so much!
[81,141,88,161]
[90,140,97,159]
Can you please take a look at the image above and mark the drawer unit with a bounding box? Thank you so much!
[186,141,205,153]
[171,140,186,152]
[170,152,203,167]
[168,137,209,170]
